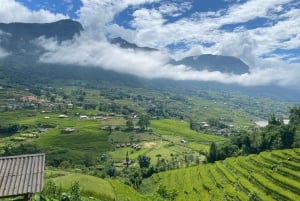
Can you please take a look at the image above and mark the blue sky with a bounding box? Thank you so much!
[15,0,239,19]
[0,0,300,86]
[15,0,83,18]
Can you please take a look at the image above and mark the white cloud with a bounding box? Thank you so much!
[158,1,192,17]
[34,34,300,87]
[36,35,173,77]
[78,0,160,39]
[0,47,10,59]
[217,0,292,25]
[132,8,165,29]
[0,0,68,23]
[107,24,136,42]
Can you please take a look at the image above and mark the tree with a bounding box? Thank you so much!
[59,160,72,169]
[208,118,227,129]
[292,129,300,148]
[43,180,57,198]
[105,161,117,177]
[76,95,84,102]
[0,124,19,134]
[70,182,81,201]
[124,167,143,189]
[137,115,150,130]
[290,106,300,126]
[217,142,239,160]
[130,168,143,189]
[189,119,198,130]
[157,185,168,199]
[268,114,282,126]
[280,125,295,148]
[250,132,262,153]
[83,153,95,167]
[138,154,151,168]
[126,119,134,131]
[157,184,178,201]
[108,125,112,134]
[208,142,217,162]
[125,151,130,168]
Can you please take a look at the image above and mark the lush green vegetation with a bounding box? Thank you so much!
[141,148,300,201]
[0,63,299,201]
[207,106,300,162]
[43,169,145,201]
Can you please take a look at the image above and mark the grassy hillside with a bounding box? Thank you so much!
[0,109,113,165]
[151,119,228,151]
[141,148,300,201]
[45,169,145,201]
[108,119,227,167]
[36,115,112,166]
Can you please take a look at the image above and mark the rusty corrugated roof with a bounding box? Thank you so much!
[0,153,45,197]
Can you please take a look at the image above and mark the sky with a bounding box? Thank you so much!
[0,0,300,87]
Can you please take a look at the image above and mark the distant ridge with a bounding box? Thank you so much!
[0,19,83,41]
[110,37,157,51]
[110,37,249,75]
[0,19,83,53]
[174,54,250,75]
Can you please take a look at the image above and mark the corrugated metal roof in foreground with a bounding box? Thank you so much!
[0,153,45,197]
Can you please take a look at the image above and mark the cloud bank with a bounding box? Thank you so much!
[36,35,300,87]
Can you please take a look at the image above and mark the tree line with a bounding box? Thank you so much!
[208,106,300,162]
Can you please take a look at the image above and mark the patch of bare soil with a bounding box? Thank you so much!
[144,142,156,148]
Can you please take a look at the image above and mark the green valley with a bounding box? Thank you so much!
[0,10,300,201]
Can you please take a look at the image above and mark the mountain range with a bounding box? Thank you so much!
[173,54,249,74]
[0,19,249,75]
[0,19,299,101]
[0,19,82,53]
[110,36,249,75]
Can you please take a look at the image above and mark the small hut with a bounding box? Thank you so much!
[63,128,76,133]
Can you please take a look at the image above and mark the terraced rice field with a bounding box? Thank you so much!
[143,148,300,201]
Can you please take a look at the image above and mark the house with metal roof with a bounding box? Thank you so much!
[0,153,45,200]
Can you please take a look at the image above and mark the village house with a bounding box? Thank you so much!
[58,114,68,118]
[38,128,48,133]
[20,96,37,102]
[180,139,187,143]
[94,116,103,120]
[63,128,76,133]
[79,115,88,120]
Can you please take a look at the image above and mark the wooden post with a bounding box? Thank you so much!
[24,193,32,201]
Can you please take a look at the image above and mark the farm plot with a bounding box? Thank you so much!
[141,148,300,201]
